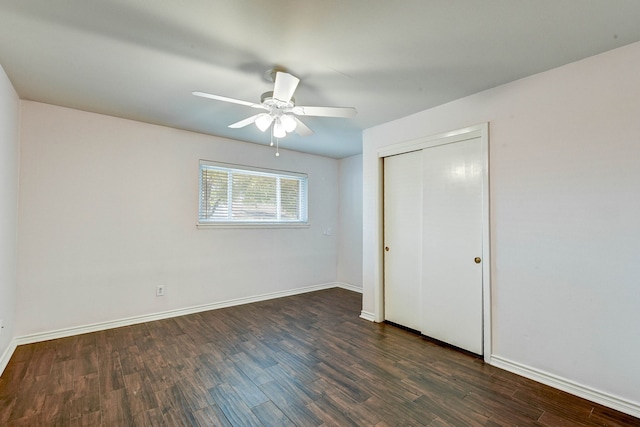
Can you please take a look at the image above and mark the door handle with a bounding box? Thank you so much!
[474,257,481,264]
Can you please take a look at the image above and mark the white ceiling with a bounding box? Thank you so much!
[2,1,640,158]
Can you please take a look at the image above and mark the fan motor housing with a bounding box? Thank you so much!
[261,91,295,108]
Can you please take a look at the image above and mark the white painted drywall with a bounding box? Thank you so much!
[363,41,640,407]
[337,154,363,289]
[0,65,20,364]
[16,102,339,336]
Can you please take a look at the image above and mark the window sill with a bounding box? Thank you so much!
[197,222,310,230]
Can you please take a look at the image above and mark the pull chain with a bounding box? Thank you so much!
[270,123,280,156]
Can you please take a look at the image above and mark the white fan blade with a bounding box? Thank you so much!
[293,117,314,136]
[228,114,261,128]
[192,91,265,109]
[273,72,299,103]
[292,105,357,118]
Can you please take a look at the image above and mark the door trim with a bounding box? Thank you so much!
[377,123,491,361]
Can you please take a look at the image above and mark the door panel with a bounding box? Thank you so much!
[383,151,422,331]
[421,139,483,354]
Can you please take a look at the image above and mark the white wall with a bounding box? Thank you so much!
[337,154,363,289]
[0,65,20,370]
[363,41,640,411]
[17,101,339,336]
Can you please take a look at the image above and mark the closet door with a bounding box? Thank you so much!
[421,138,484,355]
[383,150,423,331]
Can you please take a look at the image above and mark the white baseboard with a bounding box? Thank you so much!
[14,282,344,346]
[3,282,355,373]
[0,339,18,377]
[490,355,640,419]
[360,310,376,322]
[334,281,363,293]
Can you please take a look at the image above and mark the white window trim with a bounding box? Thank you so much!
[197,160,309,229]
[196,222,310,230]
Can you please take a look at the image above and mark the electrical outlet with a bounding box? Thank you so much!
[156,285,165,297]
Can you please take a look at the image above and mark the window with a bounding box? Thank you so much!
[198,161,308,227]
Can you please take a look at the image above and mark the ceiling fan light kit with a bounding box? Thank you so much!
[279,114,297,133]
[193,70,357,155]
[273,120,287,138]
[255,113,274,132]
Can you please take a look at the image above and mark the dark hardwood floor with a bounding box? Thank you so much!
[0,288,638,426]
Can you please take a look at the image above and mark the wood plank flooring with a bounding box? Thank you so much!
[0,288,638,426]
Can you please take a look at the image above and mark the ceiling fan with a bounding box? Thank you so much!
[193,70,357,139]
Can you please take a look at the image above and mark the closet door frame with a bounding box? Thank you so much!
[377,123,491,361]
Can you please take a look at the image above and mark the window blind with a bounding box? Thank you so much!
[199,162,308,224]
